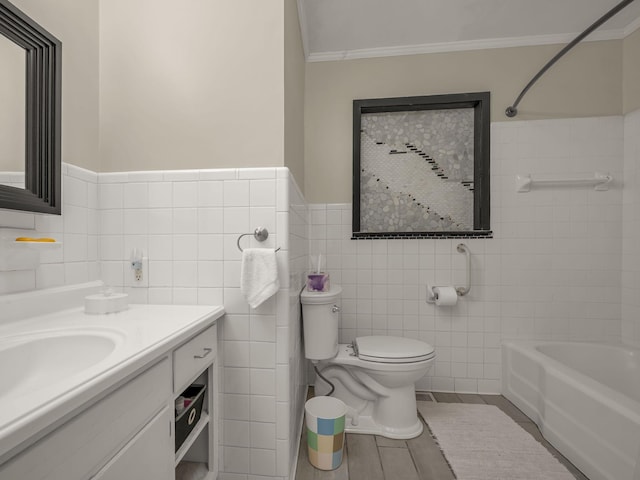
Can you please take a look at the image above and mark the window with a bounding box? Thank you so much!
[352,92,491,238]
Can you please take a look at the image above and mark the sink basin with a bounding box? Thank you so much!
[0,330,122,397]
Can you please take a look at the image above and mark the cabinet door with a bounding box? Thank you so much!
[0,358,171,480]
[92,406,173,480]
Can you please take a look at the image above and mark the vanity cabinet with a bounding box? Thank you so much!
[173,324,218,480]
[0,357,172,480]
[0,321,219,480]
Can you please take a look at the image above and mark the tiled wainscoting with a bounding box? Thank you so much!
[0,166,309,480]
[0,164,100,294]
[93,167,309,480]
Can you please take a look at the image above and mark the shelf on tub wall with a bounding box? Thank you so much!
[0,238,62,271]
[6,237,62,247]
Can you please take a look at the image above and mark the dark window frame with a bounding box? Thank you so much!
[352,92,491,239]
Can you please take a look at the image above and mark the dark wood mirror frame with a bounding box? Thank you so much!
[0,0,61,214]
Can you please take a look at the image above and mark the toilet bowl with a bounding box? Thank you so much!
[301,286,435,439]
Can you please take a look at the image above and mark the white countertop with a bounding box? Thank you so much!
[0,303,224,463]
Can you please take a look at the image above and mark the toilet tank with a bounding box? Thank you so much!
[300,285,342,360]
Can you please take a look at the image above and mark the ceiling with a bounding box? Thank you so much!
[298,0,640,61]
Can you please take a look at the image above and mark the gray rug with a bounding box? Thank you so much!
[417,402,575,480]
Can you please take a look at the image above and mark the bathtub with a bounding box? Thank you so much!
[502,341,640,480]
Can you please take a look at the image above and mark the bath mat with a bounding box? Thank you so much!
[417,402,575,480]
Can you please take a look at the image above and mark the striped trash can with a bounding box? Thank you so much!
[305,396,346,470]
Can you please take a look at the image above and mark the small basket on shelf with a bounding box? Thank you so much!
[175,384,206,452]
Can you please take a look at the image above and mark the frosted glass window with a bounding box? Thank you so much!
[353,93,491,239]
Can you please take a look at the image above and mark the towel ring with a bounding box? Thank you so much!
[237,227,281,252]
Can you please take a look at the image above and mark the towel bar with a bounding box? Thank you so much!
[237,227,281,252]
[516,172,612,192]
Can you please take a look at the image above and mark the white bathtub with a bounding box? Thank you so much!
[502,341,640,480]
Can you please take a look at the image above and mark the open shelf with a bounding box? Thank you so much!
[172,331,217,480]
[175,413,210,466]
[175,461,210,480]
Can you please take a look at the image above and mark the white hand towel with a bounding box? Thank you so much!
[240,248,280,309]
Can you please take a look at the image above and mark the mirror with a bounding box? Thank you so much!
[0,34,24,185]
[0,0,61,214]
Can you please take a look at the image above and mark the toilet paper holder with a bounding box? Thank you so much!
[426,243,471,303]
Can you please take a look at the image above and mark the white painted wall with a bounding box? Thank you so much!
[99,0,286,174]
[284,0,307,193]
[304,41,623,204]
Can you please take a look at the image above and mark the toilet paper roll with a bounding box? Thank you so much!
[433,286,458,306]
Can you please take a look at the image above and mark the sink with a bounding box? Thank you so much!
[0,330,122,397]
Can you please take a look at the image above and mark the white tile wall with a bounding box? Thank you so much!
[0,164,100,295]
[0,172,25,190]
[622,109,640,345]
[1,165,302,480]
[309,116,625,394]
[284,173,308,479]
[93,167,298,480]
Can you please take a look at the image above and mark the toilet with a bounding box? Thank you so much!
[301,285,435,439]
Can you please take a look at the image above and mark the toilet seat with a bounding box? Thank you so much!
[354,336,435,364]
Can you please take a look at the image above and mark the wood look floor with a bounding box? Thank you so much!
[295,392,589,480]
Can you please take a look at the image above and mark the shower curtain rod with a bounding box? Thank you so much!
[505,0,637,118]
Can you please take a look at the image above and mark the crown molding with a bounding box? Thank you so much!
[306,28,631,62]
[623,14,640,36]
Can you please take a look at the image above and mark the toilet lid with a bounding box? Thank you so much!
[354,336,435,363]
